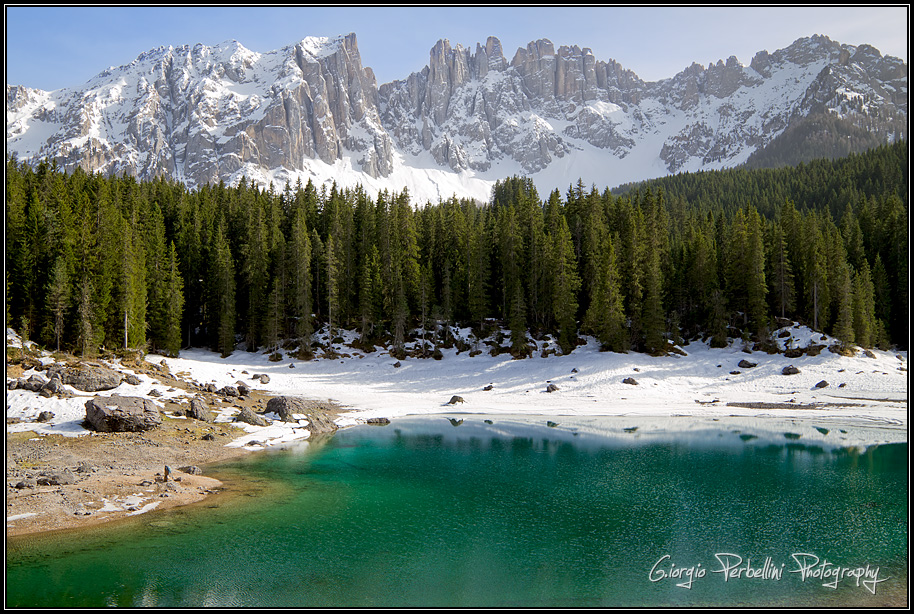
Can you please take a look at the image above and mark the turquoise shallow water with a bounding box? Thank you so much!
[6,417,908,607]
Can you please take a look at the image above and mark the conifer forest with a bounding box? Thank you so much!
[5,141,908,360]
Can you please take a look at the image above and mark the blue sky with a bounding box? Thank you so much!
[5,6,909,91]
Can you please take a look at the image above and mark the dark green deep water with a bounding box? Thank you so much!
[6,417,908,607]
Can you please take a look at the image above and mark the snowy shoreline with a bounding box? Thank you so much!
[7,323,908,451]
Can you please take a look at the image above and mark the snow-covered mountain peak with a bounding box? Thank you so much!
[6,32,907,205]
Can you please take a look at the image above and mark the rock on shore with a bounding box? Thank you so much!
[84,395,162,432]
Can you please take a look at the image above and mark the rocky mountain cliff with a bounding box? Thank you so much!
[6,33,907,202]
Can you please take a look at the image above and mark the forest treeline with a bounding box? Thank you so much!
[5,140,908,360]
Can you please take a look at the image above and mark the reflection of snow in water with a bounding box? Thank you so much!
[331,414,907,454]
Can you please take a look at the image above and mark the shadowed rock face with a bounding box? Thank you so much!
[84,395,162,432]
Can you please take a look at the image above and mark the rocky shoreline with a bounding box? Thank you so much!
[6,347,345,537]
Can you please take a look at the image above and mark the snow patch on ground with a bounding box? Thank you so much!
[7,323,908,451]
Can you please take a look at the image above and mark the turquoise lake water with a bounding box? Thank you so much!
[6,417,908,607]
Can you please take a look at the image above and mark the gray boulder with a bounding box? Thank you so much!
[622,377,639,385]
[265,396,338,433]
[39,376,66,397]
[545,384,559,393]
[252,373,270,384]
[738,359,757,369]
[84,395,162,432]
[782,365,801,375]
[235,381,251,396]
[234,407,271,427]
[187,397,211,422]
[37,470,76,486]
[124,374,142,385]
[814,380,829,389]
[447,395,466,405]
[20,374,49,392]
[218,385,239,397]
[366,417,391,425]
[49,364,123,392]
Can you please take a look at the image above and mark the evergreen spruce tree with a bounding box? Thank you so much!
[392,270,409,358]
[288,204,313,356]
[641,192,667,354]
[583,233,626,352]
[46,257,70,353]
[122,218,147,349]
[745,207,769,338]
[551,217,581,355]
[211,222,236,357]
[806,217,829,332]
[359,245,382,346]
[508,279,529,357]
[768,221,796,319]
[832,263,855,348]
[617,198,645,349]
[77,277,96,358]
[466,214,490,331]
[93,179,122,348]
[326,233,341,343]
[163,241,184,357]
[851,260,877,349]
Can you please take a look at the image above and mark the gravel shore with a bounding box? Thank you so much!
[6,350,344,537]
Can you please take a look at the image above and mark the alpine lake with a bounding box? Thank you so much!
[6,415,907,607]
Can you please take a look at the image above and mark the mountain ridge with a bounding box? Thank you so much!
[6,32,907,203]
